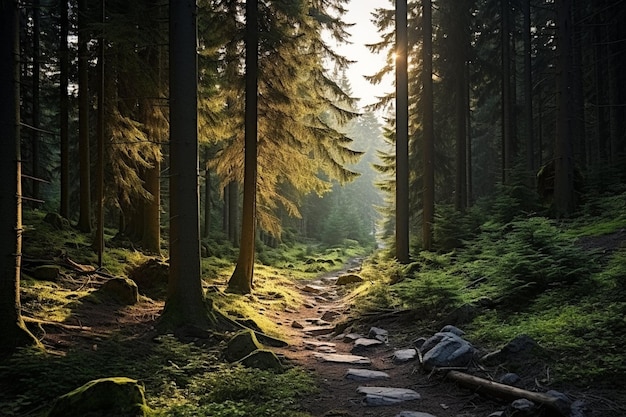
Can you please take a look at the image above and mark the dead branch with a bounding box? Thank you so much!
[447,370,568,416]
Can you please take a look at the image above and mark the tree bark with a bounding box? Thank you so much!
[143,161,161,255]
[554,0,576,216]
[395,0,409,262]
[422,0,435,251]
[95,0,105,266]
[0,0,41,356]
[32,0,41,202]
[59,0,70,219]
[77,0,92,233]
[501,0,514,183]
[228,0,258,294]
[523,0,534,178]
[160,0,214,330]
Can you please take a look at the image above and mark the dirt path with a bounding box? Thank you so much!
[273,259,501,417]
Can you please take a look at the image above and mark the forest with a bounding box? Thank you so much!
[0,0,625,416]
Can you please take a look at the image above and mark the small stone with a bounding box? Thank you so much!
[303,326,335,336]
[31,265,61,281]
[368,326,389,342]
[506,398,536,416]
[570,399,588,417]
[239,349,284,372]
[357,387,420,406]
[546,390,571,415]
[395,412,437,417]
[421,332,474,370]
[351,338,384,353]
[439,325,465,336]
[487,412,504,417]
[291,321,304,329]
[313,353,371,365]
[345,368,390,381]
[302,284,325,294]
[393,348,417,363]
[342,333,364,343]
[499,373,521,386]
[321,310,341,322]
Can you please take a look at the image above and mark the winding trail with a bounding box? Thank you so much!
[272,259,500,417]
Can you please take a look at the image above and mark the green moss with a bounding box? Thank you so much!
[47,377,150,417]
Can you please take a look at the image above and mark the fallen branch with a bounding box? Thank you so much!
[447,370,568,416]
[23,316,93,331]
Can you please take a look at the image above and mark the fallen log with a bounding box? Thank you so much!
[447,370,568,416]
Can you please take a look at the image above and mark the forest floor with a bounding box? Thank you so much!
[13,230,626,417]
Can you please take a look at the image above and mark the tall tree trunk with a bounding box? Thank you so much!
[59,0,69,218]
[395,0,409,263]
[466,62,473,206]
[228,0,258,294]
[95,0,105,266]
[160,0,214,330]
[501,0,513,183]
[0,0,40,356]
[422,0,435,251]
[554,0,576,216]
[523,0,534,178]
[143,161,161,254]
[453,3,468,212]
[32,0,41,202]
[571,0,586,167]
[77,0,92,233]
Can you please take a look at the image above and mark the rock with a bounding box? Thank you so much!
[304,340,336,349]
[342,333,364,343]
[47,377,149,417]
[321,310,341,322]
[303,326,335,336]
[336,273,363,285]
[368,326,389,342]
[127,258,168,300]
[302,284,325,294]
[345,368,390,381]
[481,335,544,365]
[239,349,283,372]
[546,390,571,415]
[499,373,521,386]
[225,330,263,362]
[351,337,384,353]
[393,348,417,363]
[504,398,536,416]
[421,332,474,370]
[395,412,437,417]
[314,353,371,365]
[44,212,70,230]
[570,399,588,417]
[100,277,139,305]
[420,332,449,354]
[439,325,465,336]
[488,412,505,417]
[31,265,61,281]
[357,386,421,406]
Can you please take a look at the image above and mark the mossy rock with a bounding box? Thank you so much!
[47,377,150,417]
[31,265,61,281]
[225,329,263,362]
[100,277,139,305]
[43,212,70,230]
[127,258,168,300]
[336,273,363,286]
[239,349,284,373]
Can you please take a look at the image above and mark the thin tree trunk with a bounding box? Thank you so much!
[554,0,576,216]
[228,0,258,294]
[571,0,586,167]
[143,161,161,254]
[422,0,435,251]
[523,0,534,178]
[0,0,40,356]
[395,0,409,262]
[228,181,239,245]
[501,0,513,183]
[203,163,211,238]
[160,0,214,330]
[59,0,69,218]
[77,0,92,233]
[32,0,41,202]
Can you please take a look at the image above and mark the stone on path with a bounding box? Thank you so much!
[341,333,364,343]
[357,386,421,406]
[351,337,384,353]
[303,326,335,336]
[345,368,390,381]
[393,348,418,363]
[302,284,326,294]
[395,412,438,417]
[313,352,371,365]
[421,332,474,370]
[291,321,304,329]
[320,310,341,322]
[368,326,389,342]
[336,273,364,285]
[439,324,465,336]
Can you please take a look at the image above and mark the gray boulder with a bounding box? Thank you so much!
[421,332,474,370]
[368,326,389,342]
[439,325,465,336]
[504,398,536,416]
[100,277,139,305]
